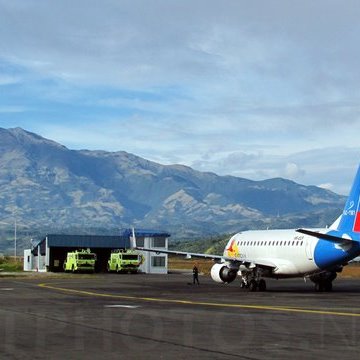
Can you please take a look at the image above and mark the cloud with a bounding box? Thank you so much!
[0,106,27,113]
[284,163,306,179]
[1,0,358,94]
[318,183,334,191]
[0,74,21,85]
[1,1,360,195]
[190,146,360,195]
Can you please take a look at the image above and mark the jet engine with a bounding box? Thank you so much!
[210,263,238,283]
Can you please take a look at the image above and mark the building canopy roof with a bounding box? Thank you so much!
[31,229,171,253]
[46,234,126,248]
[120,228,171,238]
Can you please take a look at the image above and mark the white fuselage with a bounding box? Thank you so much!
[224,229,321,277]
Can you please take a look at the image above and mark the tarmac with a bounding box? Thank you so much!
[1,272,360,359]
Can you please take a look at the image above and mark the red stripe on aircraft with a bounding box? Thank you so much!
[227,239,235,251]
[353,212,360,232]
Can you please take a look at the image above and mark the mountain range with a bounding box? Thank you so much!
[0,127,345,250]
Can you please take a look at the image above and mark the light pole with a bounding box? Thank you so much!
[0,218,17,260]
[14,218,17,260]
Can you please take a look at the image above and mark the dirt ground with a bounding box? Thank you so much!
[339,263,360,278]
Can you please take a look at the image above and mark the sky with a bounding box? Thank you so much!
[1,0,360,195]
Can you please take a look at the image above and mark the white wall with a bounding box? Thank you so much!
[23,246,46,272]
[138,236,168,274]
[23,249,33,271]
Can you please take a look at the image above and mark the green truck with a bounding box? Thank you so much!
[63,249,97,273]
[107,249,144,273]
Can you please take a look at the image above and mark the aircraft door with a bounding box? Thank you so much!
[305,238,314,260]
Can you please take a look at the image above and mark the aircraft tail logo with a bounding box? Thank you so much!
[337,165,360,234]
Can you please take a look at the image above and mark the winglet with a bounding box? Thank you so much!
[130,227,137,249]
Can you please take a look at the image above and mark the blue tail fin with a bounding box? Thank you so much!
[336,165,360,234]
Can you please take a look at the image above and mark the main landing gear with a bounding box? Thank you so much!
[240,272,267,292]
[310,271,337,292]
[314,281,332,292]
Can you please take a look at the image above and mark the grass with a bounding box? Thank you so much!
[168,256,216,275]
[0,256,23,272]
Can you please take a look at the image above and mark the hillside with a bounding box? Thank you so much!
[0,127,346,252]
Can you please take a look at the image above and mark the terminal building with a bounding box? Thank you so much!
[23,229,170,274]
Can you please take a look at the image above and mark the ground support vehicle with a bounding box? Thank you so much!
[107,249,144,273]
[63,249,96,273]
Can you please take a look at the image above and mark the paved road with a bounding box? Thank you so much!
[1,273,360,359]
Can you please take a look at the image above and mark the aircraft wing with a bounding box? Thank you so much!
[135,246,277,269]
[135,246,224,260]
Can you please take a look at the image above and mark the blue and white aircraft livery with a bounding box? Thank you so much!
[132,164,360,291]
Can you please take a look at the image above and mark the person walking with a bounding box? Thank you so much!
[193,264,200,285]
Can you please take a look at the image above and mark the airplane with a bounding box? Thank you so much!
[131,164,360,292]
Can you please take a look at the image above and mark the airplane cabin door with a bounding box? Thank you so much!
[305,238,314,260]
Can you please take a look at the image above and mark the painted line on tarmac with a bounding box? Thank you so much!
[0,288,14,291]
[104,305,140,309]
[38,283,360,318]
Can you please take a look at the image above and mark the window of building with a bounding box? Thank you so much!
[152,237,166,248]
[136,237,145,247]
[152,256,166,267]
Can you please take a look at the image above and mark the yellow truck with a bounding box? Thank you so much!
[107,249,144,273]
[63,249,96,273]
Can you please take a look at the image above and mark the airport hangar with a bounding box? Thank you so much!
[23,229,170,274]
